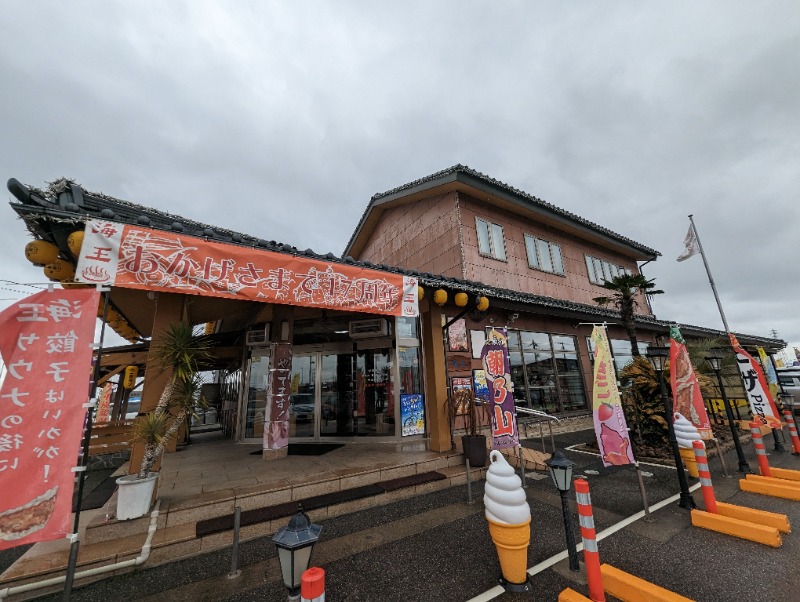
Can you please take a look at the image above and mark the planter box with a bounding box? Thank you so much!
[116,473,158,520]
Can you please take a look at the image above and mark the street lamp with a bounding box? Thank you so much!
[545,450,579,571]
[706,348,752,472]
[272,506,323,601]
[646,346,696,509]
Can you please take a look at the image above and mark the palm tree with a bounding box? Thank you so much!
[593,274,664,357]
[134,322,212,478]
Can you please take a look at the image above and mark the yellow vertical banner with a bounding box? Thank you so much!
[591,326,634,467]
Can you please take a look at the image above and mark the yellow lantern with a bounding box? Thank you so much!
[67,230,84,257]
[454,292,468,307]
[43,259,75,281]
[433,289,447,306]
[417,286,425,301]
[477,296,490,312]
[25,240,60,266]
[123,365,139,389]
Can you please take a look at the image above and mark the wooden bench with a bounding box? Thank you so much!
[88,419,135,456]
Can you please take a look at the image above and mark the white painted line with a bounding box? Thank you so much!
[466,482,702,601]
[565,443,678,471]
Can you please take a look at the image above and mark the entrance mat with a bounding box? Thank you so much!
[248,443,344,457]
[195,470,446,538]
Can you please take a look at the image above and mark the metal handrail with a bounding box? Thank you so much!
[515,407,560,454]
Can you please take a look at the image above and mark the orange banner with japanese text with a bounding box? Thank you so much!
[0,288,100,550]
[75,220,418,317]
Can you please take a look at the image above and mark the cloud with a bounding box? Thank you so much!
[1,1,798,358]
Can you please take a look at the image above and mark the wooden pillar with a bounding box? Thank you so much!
[421,302,451,452]
[128,292,186,474]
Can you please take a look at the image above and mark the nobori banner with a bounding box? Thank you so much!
[75,220,418,317]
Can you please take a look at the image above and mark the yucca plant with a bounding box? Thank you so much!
[133,323,212,479]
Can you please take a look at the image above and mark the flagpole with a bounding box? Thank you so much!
[688,215,731,334]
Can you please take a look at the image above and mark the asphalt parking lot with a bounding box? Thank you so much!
[29,427,800,601]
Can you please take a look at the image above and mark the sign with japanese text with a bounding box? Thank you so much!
[0,288,100,550]
[669,326,712,440]
[729,334,782,429]
[591,325,635,467]
[480,328,519,449]
[400,394,425,436]
[75,220,418,317]
[264,343,293,450]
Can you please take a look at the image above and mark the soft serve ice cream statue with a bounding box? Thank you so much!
[484,450,532,585]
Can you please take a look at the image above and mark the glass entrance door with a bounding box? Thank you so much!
[290,345,394,439]
[242,348,270,442]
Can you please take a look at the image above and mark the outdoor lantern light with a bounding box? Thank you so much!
[706,348,751,472]
[646,346,697,509]
[67,230,84,256]
[24,239,59,266]
[417,285,425,301]
[477,296,490,312]
[546,450,574,492]
[455,292,468,307]
[545,450,579,571]
[433,289,447,306]
[272,506,322,601]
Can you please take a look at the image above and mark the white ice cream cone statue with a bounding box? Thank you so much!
[673,412,702,477]
[484,450,531,585]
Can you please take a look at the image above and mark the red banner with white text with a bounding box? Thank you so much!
[729,334,782,429]
[0,288,100,550]
[75,220,418,317]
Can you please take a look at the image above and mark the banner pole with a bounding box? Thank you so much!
[687,215,731,333]
[63,287,110,601]
[633,461,651,519]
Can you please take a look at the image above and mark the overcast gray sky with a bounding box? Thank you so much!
[1,1,798,361]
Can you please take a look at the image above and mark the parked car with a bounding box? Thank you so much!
[778,367,800,406]
[290,394,315,422]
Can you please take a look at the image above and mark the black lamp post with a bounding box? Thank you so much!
[272,506,323,601]
[646,346,696,510]
[545,450,579,571]
[706,349,752,473]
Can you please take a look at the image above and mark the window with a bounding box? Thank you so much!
[476,218,506,260]
[524,234,564,275]
[585,254,631,284]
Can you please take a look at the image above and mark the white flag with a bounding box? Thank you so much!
[676,225,699,262]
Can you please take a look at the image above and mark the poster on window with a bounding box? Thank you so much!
[472,369,489,404]
[0,287,100,550]
[447,318,469,352]
[451,377,473,415]
[400,394,425,436]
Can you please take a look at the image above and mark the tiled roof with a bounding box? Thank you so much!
[7,177,781,349]
[345,164,661,258]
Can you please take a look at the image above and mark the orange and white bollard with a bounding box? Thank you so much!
[750,422,772,477]
[782,410,800,455]
[301,567,325,602]
[692,440,717,513]
[574,478,605,602]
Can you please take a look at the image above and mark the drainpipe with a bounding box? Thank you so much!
[0,501,161,600]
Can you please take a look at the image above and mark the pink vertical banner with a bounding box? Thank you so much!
[480,327,519,449]
[591,325,634,467]
[669,326,712,440]
[264,343,293,450]
[0,287,100,550]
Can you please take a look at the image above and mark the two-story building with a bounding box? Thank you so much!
[7,168,783,461]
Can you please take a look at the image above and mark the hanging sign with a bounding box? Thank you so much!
[591,325,635,467]
[729,334,782,429]
[0,287,100,550]
[480,328,519,449]
[75,219,418,317]
[669,326,712,440]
